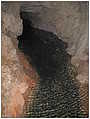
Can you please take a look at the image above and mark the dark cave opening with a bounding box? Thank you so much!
[17,12,85,117]
[18,12,70,80]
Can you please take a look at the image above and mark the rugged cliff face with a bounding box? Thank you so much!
[1,1,88,117]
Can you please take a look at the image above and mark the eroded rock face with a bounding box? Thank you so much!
[2,2,22,38]
[1,1,89,117]
[21,1,88,56]
[1,2,39,117]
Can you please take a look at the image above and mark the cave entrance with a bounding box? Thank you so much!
[17,11,83,118]
[18,11,69,79]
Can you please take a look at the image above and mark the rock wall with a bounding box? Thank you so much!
[1,1,89,117]
[1,2,39,117]
[21,1,88,56]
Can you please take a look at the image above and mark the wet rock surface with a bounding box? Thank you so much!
[18,19,85,117]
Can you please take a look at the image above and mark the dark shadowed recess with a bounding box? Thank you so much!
[17,11,85,118]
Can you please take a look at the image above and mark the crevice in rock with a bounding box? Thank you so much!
[1,2,88,118]
[17,11,86,118]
